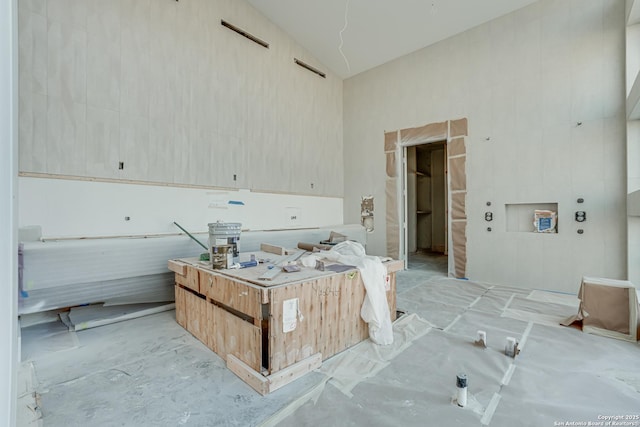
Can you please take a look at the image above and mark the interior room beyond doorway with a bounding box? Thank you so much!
[406,141,447,271]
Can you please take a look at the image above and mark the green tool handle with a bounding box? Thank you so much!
[173,221,208,250]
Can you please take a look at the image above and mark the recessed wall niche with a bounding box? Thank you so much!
[506,203,558,233]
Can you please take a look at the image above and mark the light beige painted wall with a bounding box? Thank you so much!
[18,0,343,197]
[344,0,627,293]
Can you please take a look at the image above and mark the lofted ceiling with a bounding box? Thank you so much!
[247,0,538,79]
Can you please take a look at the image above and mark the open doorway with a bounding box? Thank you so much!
[385,118,467,278]
[405,141,448,274]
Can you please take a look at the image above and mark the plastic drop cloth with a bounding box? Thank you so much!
[318,241,394,345]
[271,277,640,427]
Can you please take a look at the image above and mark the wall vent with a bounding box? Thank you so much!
[294,58,326,78]
[221,20,269,48]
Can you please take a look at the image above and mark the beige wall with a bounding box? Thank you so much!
[18,0,343,197]
[1,0,18,423]
[344,0,627,293]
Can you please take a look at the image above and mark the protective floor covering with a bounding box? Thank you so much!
[272,278,640,427]
[18,258,640,427]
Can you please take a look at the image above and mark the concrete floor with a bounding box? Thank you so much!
[17,253,640,426]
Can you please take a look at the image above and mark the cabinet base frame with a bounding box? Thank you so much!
[227,353,322,395]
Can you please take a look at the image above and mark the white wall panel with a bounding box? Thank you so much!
[46,22,86,105]
[343,0,626,293]
[85,106,119,178]
[18,177,343,239]
[119,0,150,117]
[47,0,86,29]
[119,113,149,181]
[86,1,121,112]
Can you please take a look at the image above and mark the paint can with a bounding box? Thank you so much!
[208,221,242,261]
[456,373,468,407]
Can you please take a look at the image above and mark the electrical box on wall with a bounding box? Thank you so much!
[284,207,301,226]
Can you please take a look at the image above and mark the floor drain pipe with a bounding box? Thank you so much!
[456,373,468,407]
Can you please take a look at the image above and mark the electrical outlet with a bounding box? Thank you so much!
[285,207,301,225]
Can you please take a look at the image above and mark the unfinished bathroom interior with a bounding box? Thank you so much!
[2,0,640,426]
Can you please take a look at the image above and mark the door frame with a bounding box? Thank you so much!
[384,118,468,277]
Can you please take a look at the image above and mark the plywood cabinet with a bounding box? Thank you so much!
[169,257,401,394]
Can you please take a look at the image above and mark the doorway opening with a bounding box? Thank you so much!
[384,117,467,278]
[405,141,448,275]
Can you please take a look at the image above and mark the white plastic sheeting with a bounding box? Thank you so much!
[20,274,174,314]
[320,241,394,345]
[20,225,366,314]
[17,273,640,426]
[271,277,640,427]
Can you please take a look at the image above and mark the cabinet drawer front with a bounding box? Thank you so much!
[199,271,262,321]
[211,303,262,372]
[175,264,199,293]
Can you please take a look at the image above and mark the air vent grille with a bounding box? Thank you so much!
[294,58,326,79]
[221,20,269,49]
